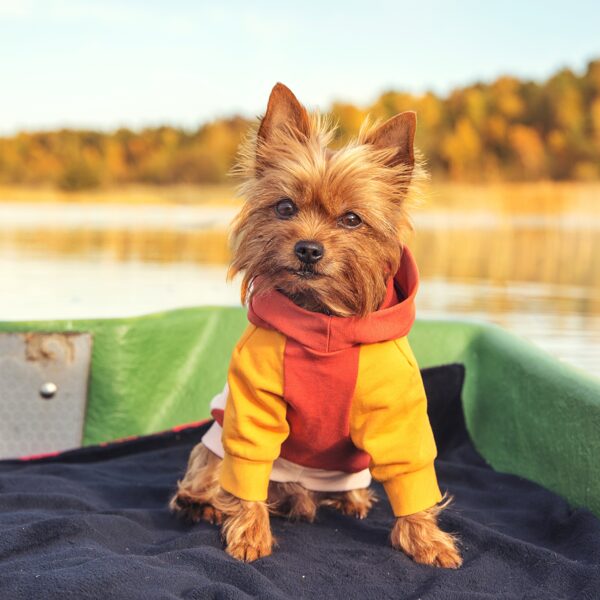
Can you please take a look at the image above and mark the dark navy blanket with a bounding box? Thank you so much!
[0,364,599,599]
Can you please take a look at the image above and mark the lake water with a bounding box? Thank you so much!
[0,183,598,378]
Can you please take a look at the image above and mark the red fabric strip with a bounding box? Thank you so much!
[280,340,368,472]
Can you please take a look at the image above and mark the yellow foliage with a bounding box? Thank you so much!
[442,118,482,180]
[0,60,599,188]
[509,125,546,177]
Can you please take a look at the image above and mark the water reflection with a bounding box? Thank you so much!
[2,214,598,294]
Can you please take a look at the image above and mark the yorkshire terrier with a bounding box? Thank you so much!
[170,83,462,568]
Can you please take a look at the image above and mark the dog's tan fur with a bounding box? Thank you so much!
[170,83,461,568]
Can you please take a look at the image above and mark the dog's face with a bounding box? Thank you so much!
[230,83,419,317]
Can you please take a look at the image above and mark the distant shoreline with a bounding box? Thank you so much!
[0,182,598,214]
[0,184,240,206]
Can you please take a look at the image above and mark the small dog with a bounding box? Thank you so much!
[170,83,462,568]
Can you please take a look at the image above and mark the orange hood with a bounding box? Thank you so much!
[248,247,419,352]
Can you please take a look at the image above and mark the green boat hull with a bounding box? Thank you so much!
[2,307,599,516]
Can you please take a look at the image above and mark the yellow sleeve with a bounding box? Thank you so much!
[350,337,442,517]
[219,325,289,502]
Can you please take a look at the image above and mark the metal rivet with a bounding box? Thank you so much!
[39,382,58,399]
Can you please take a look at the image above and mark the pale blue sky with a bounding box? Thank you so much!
[1,0,599,133]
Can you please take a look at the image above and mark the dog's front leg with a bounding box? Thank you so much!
[220,491,273,561]
[390,502,461,568]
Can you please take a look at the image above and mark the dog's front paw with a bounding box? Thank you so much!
[391,511,462,569]
[222,499,273,562]
[226,533,273,562]
[402,532,462,568]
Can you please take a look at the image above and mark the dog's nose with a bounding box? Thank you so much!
[294,240,324,264]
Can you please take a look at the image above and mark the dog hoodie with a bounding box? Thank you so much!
[201,247,442,517]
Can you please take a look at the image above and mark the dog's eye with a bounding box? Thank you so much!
[275,198,297,219]
[339,212,362,229]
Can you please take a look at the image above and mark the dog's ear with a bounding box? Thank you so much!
[258,83,310,143]
[364,111,416,169]
[256,83,310,173]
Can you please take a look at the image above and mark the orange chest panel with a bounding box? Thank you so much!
[279,339,369,472]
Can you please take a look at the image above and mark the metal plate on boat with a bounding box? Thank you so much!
[0,332,92,459]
